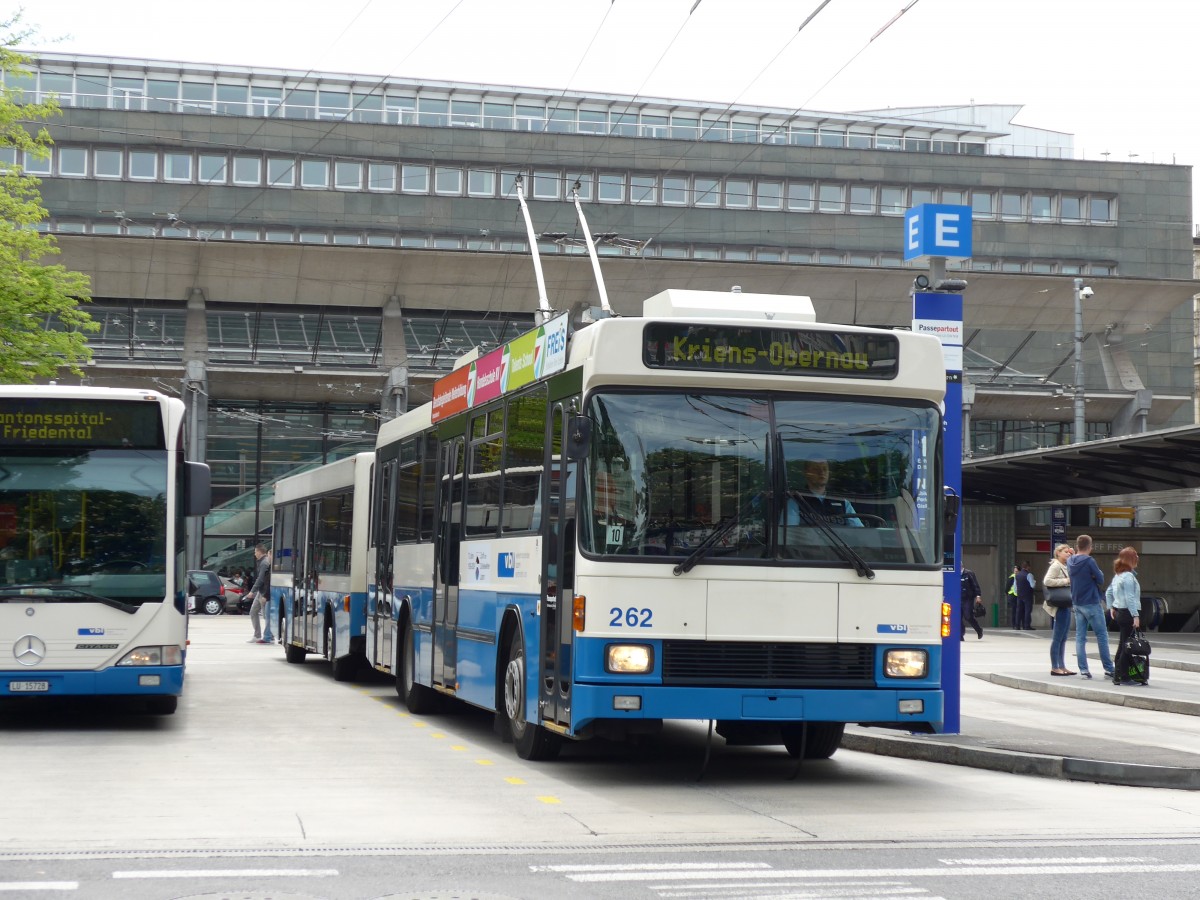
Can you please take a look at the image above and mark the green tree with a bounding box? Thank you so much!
[0,16,95,384]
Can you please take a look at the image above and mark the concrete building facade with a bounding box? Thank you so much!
[10,52,1198,565]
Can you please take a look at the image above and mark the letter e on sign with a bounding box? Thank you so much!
[902,204,973,261]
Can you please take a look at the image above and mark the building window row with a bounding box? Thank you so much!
[15,65,996,156]
[42,217,1116,277]
[13,144,1119,226]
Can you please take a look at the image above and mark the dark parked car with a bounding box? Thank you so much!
[187,570,226,615]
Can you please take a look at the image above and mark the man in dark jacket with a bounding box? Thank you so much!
[960,567,984,640]
[1014,562,1036,630]
[245,543,272,644]
[1067,534,1114,679]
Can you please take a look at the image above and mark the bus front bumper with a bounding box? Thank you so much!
[0,665,184,698]
[567,683,942,733]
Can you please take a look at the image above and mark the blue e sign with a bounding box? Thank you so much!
[903,204,973,261]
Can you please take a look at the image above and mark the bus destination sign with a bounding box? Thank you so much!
[643,323,900,379]
[0,399,165,449]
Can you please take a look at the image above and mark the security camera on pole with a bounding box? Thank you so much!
[904,202,973,735]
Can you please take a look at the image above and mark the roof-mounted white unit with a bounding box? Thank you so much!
[642,288,816,323]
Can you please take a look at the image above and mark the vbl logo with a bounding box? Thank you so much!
[876,624,909,634]
[78,627,105,635]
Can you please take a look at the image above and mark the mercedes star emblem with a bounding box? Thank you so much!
[13,634,47,667]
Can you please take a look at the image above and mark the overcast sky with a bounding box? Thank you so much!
[19,0,1199,226]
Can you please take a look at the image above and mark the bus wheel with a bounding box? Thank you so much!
[781,722,845,760]
[146,695,178,715]
[399,619,439,714]
[503,631,561,761]
[329,624,356,683]
[284,641,307,664]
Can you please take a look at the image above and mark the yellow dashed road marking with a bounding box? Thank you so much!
[537,796,561,804]
[505,777,526,785]
[475,759,494,766]
[450,745,466,751]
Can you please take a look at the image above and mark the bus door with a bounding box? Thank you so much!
[372,458,397,670]
[301,500,323,649]
[432,437,463,692]
[538,404,577,729]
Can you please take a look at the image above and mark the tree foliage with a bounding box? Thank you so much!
[0,15,96,384]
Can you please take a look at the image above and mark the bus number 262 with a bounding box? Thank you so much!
[609,607,654,627]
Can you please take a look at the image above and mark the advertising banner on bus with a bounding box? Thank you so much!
[432,314,569,422]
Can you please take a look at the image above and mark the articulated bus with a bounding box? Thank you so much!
[364,289,952,760]
[0,386,210,714]
[273,452,372,681]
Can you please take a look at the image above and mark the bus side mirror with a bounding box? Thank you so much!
[566,415,592,461]
[185,462,212,517]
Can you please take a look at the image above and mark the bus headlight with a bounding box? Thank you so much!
[884,649,928,679]
[606,644,653,674]
[117,645,184,666]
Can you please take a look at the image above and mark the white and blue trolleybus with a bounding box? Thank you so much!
[273,451,373,681]
[0,386,210,714]
[365,289,953,760]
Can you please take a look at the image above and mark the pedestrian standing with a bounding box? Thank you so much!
[960,567,984,640]
[1014,561,1036,630]
[1005,566,1019,629]
[1067,534,1114,679]
[1044,543,1075,675]
[244,543,272,645]
[1107,546,1143,686]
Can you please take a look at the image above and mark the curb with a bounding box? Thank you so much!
[972,672,1200,717]
[840,729,1200,790]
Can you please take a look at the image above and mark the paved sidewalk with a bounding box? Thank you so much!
[843,629,1200,789]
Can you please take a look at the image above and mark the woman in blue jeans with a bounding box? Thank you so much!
[1044,543,1075,675]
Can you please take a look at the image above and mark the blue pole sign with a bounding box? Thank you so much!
[1051,506,1067,550]
[904,204,973,261]
[913,290,963,735]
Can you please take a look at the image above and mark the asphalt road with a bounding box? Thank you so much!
[3,615,1200,899]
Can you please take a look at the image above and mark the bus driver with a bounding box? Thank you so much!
[784,458,863,527]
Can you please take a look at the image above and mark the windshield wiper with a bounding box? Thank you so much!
[673,492,765,576]
[784,491,875,579]
[0,584,140,614]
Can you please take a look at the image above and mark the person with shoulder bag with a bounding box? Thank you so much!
[1106,546,1143,686]
[1044,543,1075,675]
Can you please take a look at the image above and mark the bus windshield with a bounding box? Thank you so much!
[0,450,170,603]
[580,392,940,568]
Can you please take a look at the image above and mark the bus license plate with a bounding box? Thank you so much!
[9,681,50,693]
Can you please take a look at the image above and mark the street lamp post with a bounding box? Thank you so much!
[1073,277,1090,444]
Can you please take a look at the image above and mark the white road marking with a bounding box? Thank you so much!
[0,884,78,892]
[566,863,1200,882]
[532,862,773,872]
[112,868,338,879]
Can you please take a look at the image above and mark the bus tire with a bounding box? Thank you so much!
[284,641,307,664]
[329,623,356,683]
[781,722,844,760]
[503,630,561,761]
[399,619,439,714]
[146,695,178,715]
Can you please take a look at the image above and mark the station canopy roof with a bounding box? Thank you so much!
[963,425,1200,507]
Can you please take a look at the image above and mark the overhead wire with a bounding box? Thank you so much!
[641,0,925,250]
